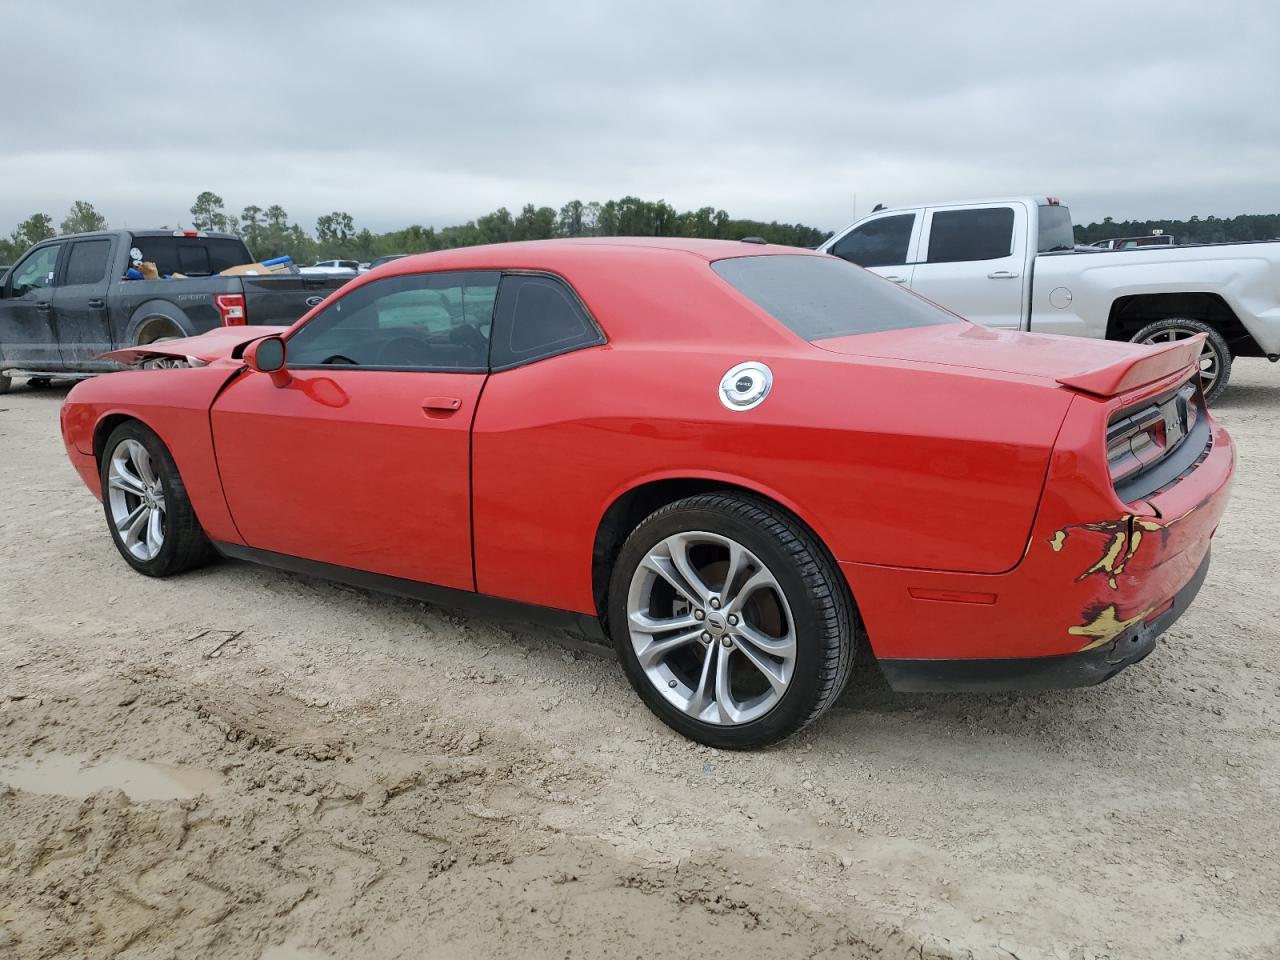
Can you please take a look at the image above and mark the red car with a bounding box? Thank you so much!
[59,239,1234,748]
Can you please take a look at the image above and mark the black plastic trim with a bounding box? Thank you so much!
[212,541,607,641]
[879,548,1210,693]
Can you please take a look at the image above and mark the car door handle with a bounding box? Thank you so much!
[88,298,106,308]
[883,275,908,283]
[36,302,51,311]
[988,270,1020,279]
[422,397,462,413]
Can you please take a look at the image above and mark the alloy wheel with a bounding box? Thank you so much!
[106,439,167,561]
[626,531,797,725]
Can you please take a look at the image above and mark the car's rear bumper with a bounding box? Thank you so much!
[878,548,1209,692]
[841,417,1234,682]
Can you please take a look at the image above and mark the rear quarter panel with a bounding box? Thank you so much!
[60,367,245,544]
[471,344,1073,615]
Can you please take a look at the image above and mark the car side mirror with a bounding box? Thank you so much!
[244,336,291,388]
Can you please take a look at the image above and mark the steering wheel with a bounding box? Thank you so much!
[449,323,487,355]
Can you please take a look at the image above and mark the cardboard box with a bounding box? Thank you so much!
[220,261,292,277]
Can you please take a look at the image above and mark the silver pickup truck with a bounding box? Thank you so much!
[820,196,1280,400]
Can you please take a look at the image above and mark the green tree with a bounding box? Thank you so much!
[10,213,56,251]
[190,191,231,232]
[557,200,586,237]
[60,200,107,234]
[315,211,355,250]
[240,205,265,256]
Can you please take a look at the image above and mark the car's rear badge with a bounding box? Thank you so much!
[719,361,772,411]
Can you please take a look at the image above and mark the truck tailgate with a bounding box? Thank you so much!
[242,274,350,326]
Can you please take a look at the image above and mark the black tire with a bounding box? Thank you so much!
[99,421,216,577]
[27,377,52,389]
[608,492,856,749]
[0,373,10,395]
[1129,318,1231,403]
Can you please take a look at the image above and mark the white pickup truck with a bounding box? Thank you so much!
[820,196,1280,400]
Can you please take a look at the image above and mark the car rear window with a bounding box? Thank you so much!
[130,236,249,277]
[711,254,959,341]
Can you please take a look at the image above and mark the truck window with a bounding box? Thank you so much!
[9,244,62,296]
[829,214,914,267]
[926,208,1014,263]
[712,254,958,341]
[1037,204,1074,252]
[63,240,112,286]
[129,236,249,277]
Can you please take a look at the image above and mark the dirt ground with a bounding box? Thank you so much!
[1,364,1278,960]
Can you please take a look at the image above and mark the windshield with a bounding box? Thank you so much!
[1037,204,1075,252]
[711,254,959,341]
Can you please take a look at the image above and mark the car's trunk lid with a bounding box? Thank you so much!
[813,323,1202,397]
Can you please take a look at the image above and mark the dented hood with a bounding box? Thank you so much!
[102,326,288,367]
[813,323,1202,397]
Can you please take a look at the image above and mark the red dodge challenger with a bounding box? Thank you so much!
[59,239,1234,748]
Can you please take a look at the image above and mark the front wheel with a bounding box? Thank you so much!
[608,492,856,749]
[0,373,10,395]
[1130,318,1231,403]
[100,421,216,577]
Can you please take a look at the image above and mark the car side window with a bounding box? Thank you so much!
[286,271,501,371]
[926,207,1015,263]
[488,274,604,370]
[829,214,915,268]
[63,239,112,286]
[9,244,62,296]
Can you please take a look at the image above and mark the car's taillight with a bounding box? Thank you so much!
[214,293,246,326]
[1106,382,1197,485]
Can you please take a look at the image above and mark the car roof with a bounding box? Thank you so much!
[377,237,818,276]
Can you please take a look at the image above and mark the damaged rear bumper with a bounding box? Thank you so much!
[878,548,1210,692]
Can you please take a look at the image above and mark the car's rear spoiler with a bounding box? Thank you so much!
[1057,334,1204,397]
[102,325,288,367]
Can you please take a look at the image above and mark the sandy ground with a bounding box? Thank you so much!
[1,364,1278,960]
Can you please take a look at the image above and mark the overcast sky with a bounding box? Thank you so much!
[3,1,1277,235]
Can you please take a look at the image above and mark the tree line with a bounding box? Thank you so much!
[1073,213,1280,245]
[1,193,831,266]
[5,195,1280,266]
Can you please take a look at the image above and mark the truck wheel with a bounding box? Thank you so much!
[608,492,856,749]
[1130,318,1231,403]
[0,373,10,395]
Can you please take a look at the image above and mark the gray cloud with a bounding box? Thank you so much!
[2,0,1277,235]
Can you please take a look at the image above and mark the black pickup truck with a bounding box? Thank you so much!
[0,230,350,392]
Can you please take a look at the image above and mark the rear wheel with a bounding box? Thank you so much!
[1130,318,1231,403]
[100,422,215,577]
[608,492,856,749]
[27,377,52,389]
[0,373,10,394]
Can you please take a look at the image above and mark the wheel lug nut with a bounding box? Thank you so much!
[694,610,705,621]
[668,679,677,688]
[710,597,721,609]
[702,632,710,641]
[720,636,732,648]
[727,614,739,626]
